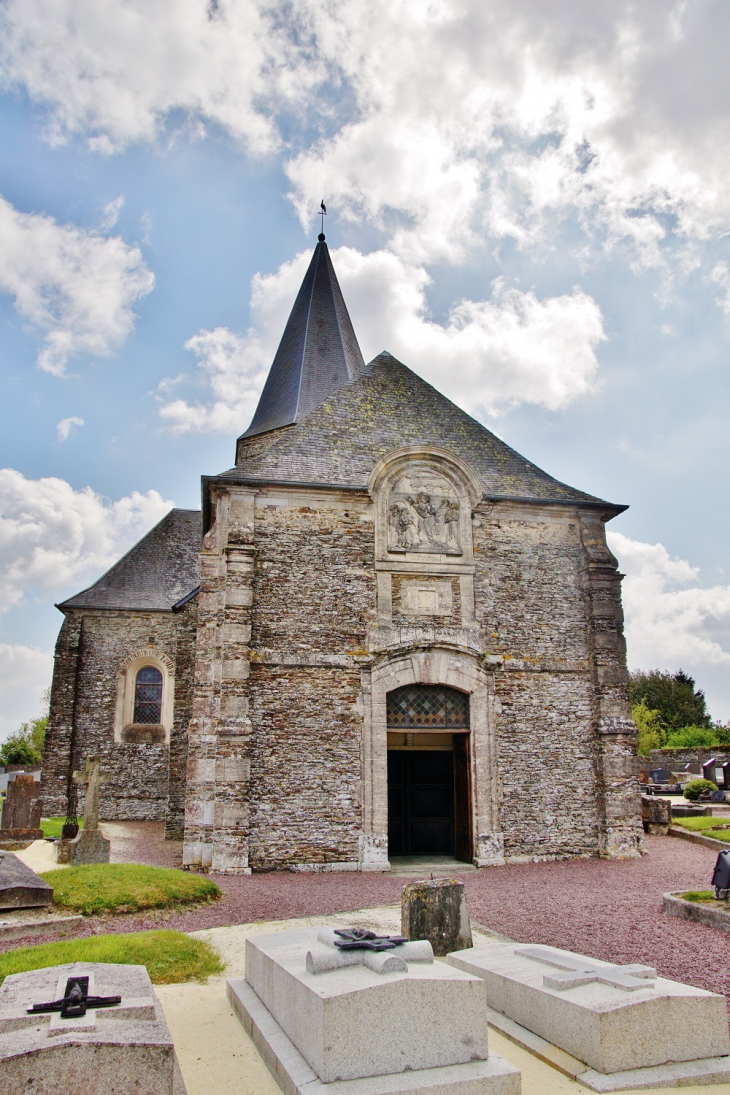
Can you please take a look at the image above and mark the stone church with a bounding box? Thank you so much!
[42,232,642,872]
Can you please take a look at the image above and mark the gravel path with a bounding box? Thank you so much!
[9,827,728,1003]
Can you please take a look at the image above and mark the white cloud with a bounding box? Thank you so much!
[99,195,124,231]
[0,644,53,742]
[286,0,730,268]
[0,469,173,614]
[711,262,730,316]
[0,194,154,374]
[56,416,84,441]
[608,531,730,671]
[158,327,269,435]
[159,246,604,431]
[0,0,320,154]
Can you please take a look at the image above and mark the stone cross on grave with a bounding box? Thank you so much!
[515,946,657,992]
[72,756,110,833]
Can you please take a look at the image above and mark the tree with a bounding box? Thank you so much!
[632,701,664,756]
[0,689,49,768]
[628,669,712,731]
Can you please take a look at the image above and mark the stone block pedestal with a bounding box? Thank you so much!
[53,828,110,865]
[401,878,473,956]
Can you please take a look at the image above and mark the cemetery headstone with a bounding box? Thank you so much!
[0,961,186,1093]
[448,942,730,1090]
[227,925,520,1095]
[53,756,111,865]
[401,877,473,956]
[0,775,43,848]
[0,851,53,909]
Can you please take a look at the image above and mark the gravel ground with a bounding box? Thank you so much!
[6,826,728,1004]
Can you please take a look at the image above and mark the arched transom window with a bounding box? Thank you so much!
[386,684,469,729]
[133,666,163,725]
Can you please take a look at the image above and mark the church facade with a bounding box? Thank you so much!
[42,233,643,872]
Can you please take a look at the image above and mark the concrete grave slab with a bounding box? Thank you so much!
[447,942,730,1088]
[0,850,53,909]
[0,962,186,1094]
[230,925,520,1095]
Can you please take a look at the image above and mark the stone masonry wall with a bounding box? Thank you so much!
[472,506,604,858]
[247,495,375,868]
[43,607,195,823]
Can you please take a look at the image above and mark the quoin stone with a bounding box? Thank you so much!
[41,230,643,871]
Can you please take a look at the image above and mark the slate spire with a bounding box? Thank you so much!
[241,233,365,438]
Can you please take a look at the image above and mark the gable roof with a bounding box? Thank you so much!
[218,353,622,511]
[58,508,201,613]
[241,236,366,439]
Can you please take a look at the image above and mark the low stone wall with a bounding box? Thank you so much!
[664,891,730,933]
[650,747,730,772]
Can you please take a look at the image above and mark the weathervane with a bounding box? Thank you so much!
[318,199,327,236]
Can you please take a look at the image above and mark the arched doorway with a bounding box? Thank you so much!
[386,684,472,861]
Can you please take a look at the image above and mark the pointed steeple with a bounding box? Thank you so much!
[240,233,365,439]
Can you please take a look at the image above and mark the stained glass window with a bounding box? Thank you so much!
[386,684,469,729]
[133,666,163,725]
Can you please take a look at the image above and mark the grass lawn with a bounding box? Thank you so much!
[0,930,223,986]
[681,890,717,902]
[40,864,221,916]
[40,817,84,839]
[672,816,730,840]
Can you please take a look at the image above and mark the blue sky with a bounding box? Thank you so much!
[0,0,729,737]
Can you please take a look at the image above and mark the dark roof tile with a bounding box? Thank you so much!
[58,508,201,612]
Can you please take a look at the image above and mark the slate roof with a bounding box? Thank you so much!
[219,353,622,510]
[58,508,201,612]
[241,235,366,438]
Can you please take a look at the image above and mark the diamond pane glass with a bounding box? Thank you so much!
[386,685,469,729]
[133,666,163,725]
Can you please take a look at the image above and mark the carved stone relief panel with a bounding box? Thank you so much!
[387,471,462,555]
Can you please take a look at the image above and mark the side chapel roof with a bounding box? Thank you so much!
[58,508,201,613]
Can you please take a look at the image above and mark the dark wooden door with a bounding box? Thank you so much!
[388,751,453,855]
[453,734,473,862]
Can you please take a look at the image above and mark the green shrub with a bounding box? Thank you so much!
[665,725,722,749]
[40,864,220,916]
[0,930,223,987]
[683,778,718,801]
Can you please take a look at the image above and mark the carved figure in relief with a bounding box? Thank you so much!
[387,472,462,555]
[389,503,418,549]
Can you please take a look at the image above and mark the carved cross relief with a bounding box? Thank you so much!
[387,471,462,555]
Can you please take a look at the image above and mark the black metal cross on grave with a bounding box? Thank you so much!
[333,928,407,952]
[27,976,121,1019]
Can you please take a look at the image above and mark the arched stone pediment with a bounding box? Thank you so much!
[368,447,482,564]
